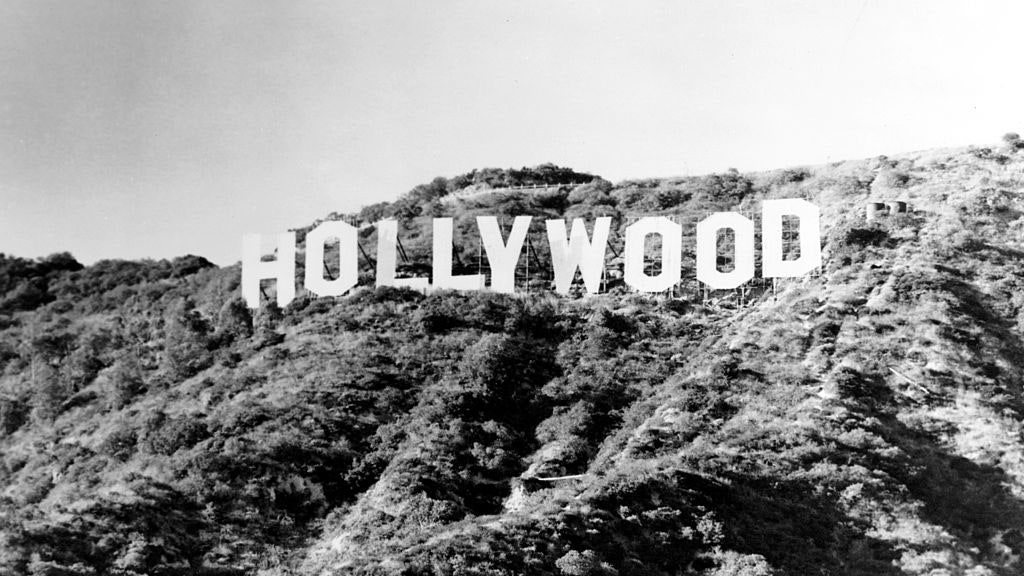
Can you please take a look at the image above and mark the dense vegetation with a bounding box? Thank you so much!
[4,150,1024,575]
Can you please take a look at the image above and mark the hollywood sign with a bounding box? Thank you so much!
[242,198,820,308]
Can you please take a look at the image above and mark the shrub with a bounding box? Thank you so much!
[143,414,210,455]
[843,227,891,247]
[555,550,617,576]
[0,395,28,435]
[30,364,67,423]
[1,278,52,313]
[358,202,389,224]
[61,328,116,392]
[707,551,776,576]
[162,299,213,379]
[871,169,910,191]
[252,302,285,348]
[567,180,615,207]
[170,255,214,278]
[98,426,137,461]
[696,170,754,203]
[105,356,146,410]
[771,168,812,186]
[26,560,97,576]
[216,297,253,341]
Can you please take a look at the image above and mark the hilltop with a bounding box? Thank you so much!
[4,137,1024,575]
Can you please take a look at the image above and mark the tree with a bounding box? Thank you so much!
[216,297,253,341]
[29,363,65,423]
[170,254,214,278]
[61,326,116,392]
[253,301,285,348]
[161,298,213,380]
[105,355,145,410]
[358,202,389,224]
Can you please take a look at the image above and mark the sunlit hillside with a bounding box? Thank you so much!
[4,137,1024,575]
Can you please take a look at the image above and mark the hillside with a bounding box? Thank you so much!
[4,140,1024,575]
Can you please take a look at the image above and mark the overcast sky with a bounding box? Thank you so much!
[1,1,1022,265]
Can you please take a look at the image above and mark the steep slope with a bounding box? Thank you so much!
[4,144,1024,575]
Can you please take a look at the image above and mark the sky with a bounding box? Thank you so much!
[1,0,1023,265]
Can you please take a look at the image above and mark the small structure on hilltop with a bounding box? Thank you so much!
[866,200,909,221]
[865,202,888,221]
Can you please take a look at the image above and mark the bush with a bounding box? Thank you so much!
[142,413,210,455]
[30,364,67,423]
[252,302,285,349]
[216,297,253,341]
[105,356,146,410]
[556,550,618,576]
[98,426,137,461]
[0,395,28,435]
[770,168,812,186]
[707,551,776,576]
[843,227,891,247]
[567,180,615,207]
[27,560,97,576]
[358,202,389,224]
[162,298,213,379]
[170,254,214,278]
[695,170,754,203]
[871,169,910,191]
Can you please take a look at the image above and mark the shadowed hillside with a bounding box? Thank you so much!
[5,140,1024,575]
